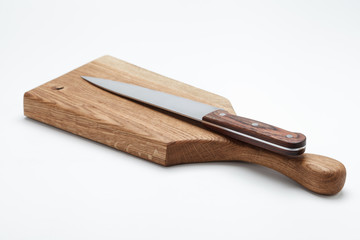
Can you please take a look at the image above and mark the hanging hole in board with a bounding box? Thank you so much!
[52,86,64,90]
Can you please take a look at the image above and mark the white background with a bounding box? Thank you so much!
[1,0,359,239]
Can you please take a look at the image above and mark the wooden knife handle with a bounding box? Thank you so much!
[202,109,306,156]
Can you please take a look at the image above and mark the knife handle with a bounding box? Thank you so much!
[202,109,306,156]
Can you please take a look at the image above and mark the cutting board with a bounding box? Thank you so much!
[23,55,346,195]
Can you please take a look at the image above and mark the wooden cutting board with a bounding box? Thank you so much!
[24,55,346,195]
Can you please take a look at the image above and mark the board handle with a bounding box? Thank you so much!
[202,109,306,156]
[168,139,346,195]
[235,150,346,195]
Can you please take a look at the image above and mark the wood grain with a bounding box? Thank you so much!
[203,109,306,156]
[23,55,346,195]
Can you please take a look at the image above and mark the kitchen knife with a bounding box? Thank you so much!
[81,76,306,156]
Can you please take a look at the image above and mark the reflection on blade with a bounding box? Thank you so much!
[81,76,220,121]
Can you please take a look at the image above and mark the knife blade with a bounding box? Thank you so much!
[81,76,306,156]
